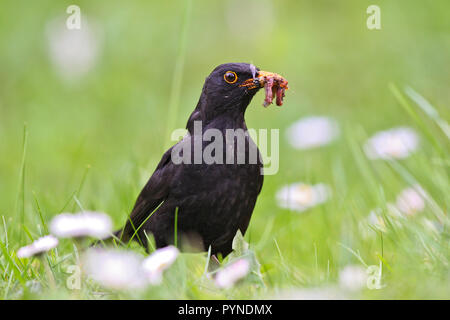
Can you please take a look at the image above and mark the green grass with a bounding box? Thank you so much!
[0,0,449,299]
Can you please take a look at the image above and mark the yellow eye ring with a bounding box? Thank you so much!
[224,71,238,84]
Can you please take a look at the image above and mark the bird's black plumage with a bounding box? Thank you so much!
[117,63,266,257]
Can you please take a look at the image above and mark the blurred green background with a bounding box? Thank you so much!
[0,0,449,299]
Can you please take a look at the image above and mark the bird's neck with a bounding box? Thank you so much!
[186,95,250,133]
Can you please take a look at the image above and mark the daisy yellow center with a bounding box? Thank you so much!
[294,185,313,205]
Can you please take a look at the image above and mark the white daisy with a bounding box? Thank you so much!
[142,246,179,284]
[83,248,145,290]
[364,127,419,160]
[50,211,112,239]
[396,185,426,216]
[338,265,367,291]
[17,235,59,258]
[215,259,250,289]
[362,199,415,238]
[367,209,387,232]
[276,183,331,212]
[46,17,100,80]
[286,116,339,150]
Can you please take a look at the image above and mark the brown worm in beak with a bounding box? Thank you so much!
[263,77,274,107]
[239,69,288,107]
[257,71,288,107]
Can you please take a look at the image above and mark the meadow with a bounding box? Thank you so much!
[0,0,448,299]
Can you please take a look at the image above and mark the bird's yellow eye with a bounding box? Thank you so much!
[224,71,238,84]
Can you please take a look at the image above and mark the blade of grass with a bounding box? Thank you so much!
[202,245,212,277]
[58,190,76,213]
[127,201,164,248]
[0,239,26,285]
[73,195,85,212]
[22,225,34,242]
[375,252,393,272]
[15,123,28,245]
[389,83,444,154]
[338,242,368,268]
[32,191,48,234]
[2,216,8,250]
[143,231,155,252]
[71,164,91,212]
[3,270,14,300]
[404,86,450,139]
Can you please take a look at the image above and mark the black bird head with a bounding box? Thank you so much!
[187,62,288,131]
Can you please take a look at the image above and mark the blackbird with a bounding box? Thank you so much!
[115,63,287,257]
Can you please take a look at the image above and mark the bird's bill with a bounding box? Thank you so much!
[240,70,289,107]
